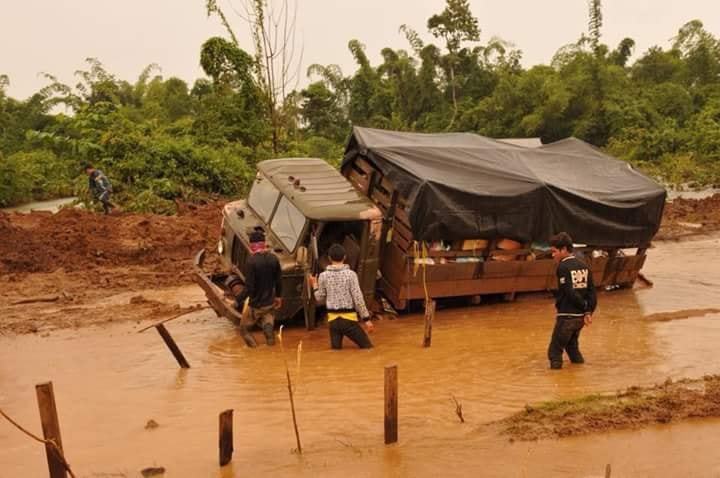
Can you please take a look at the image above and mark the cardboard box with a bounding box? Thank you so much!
[461,239,489,250]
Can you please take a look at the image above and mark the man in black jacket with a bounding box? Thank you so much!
[235,231,283,347]
[548,232,597,370]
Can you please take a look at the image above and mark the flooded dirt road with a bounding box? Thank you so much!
[2,236,720,477]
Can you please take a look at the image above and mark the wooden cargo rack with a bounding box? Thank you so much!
[342,156,648,310]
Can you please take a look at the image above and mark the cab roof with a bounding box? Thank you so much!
[256,158,380,221]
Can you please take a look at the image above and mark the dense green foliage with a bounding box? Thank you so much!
[2,1,719,211]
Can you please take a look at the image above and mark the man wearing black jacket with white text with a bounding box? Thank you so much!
[548,232,597,370]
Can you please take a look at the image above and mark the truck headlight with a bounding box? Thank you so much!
[217,239,225,255]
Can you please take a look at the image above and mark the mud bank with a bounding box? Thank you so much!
[1,194,719,337]
[0,202,222,335]
[657,193,720,240]
[497,375,720,441]
[0,201,222,277]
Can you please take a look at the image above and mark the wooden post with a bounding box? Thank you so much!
[155,324,190,368]
[218,409,233,466]
[423,300,436,347]
[35,382,67,478]
[384,364,398,444]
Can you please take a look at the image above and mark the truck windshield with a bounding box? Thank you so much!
[247,175,280,222]
[271,195,306,251]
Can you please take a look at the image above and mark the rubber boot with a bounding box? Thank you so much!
[263,323,275,346]
[240,326,257,348]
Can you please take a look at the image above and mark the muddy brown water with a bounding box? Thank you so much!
[2,237,720,477]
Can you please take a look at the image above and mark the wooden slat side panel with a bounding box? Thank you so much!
[348,168,370,194]
[392,217,413,242]
[354,157,375,175]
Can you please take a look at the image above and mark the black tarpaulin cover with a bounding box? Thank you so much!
[343,127,666,246]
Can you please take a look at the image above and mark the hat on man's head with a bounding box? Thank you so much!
[248,230,265,243]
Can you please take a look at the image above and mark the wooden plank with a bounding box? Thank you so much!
[519,260,556,276]
[348,169,370,193]
[371,189,392,209]
[408,262,478,283]
[405,276,546,299]
[36,382,67,478]
[218,409,234,466]
[397,194,409,208]
[394,206,410,227]
[379,176,394,195]
[378,277,405,311]
[392,231,411,252]
[408,248,484,259]
[156,324,191,369]
[366,170,378,198]
[482,261,524,278]
[392,217,413,242]
[384,365,398,444]
[381,243,408,290]
[489,248,531,257]
[354,157,375,175]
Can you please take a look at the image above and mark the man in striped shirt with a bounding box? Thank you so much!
[310,243,374,349]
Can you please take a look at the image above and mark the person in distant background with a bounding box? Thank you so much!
[84,164,115,214]
[547,232,597,370]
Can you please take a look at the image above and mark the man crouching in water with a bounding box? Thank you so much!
[548,232,597,370]
[234,231,282,347]
[309,243,374,349]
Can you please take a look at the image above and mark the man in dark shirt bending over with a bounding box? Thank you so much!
[548,232,597,370]
[235,231,283,347]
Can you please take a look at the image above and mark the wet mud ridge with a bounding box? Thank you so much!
[657,193,720,240]
[495,375,720,441]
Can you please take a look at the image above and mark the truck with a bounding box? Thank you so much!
[194,157,383,329]
[195,127,666,328]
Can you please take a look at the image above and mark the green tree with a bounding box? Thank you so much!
[427,0,481,126]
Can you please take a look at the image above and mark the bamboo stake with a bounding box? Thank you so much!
[155,324,190,368]
[36,382,69,478]
[384,364,398,444]
[278,326,302,454]
[423,299,436,347]
[218,409,234,466]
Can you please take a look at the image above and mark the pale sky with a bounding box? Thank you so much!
[2,0,719,100]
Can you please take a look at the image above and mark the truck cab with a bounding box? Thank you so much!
[195,158,382,329]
